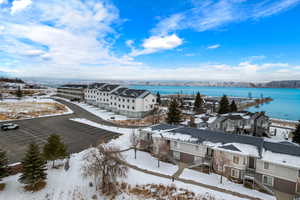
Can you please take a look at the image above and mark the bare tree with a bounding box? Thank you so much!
[130,130,139,159]
[214,151,230,184]
[82,145,128,195]
[157,139,170,168]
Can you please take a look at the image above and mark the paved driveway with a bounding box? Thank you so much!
[0,99,120,164]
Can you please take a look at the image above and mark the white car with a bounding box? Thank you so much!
[1,123,19,131]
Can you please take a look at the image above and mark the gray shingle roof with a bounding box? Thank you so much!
[88,83,106,89]
[219,144,241,152]
[150,124,181,131]
[98,84,120,92]
[170,127,264,155]
[111,87,128,95]
[118,89,149,98]
[264,141,300,157]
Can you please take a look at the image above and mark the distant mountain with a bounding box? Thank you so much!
[263,80,300,88]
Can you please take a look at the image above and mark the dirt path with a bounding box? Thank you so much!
[115,157,273,200]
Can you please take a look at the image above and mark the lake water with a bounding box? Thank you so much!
[129,85,300,121]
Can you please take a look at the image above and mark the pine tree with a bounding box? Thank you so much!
[19,143,47,189]
[156,92,161,105]
[166,98,181,124]
[43,134,67,168]
[230,100,238,112]
[292,121,300,145]
[218,95,230,114]
[0,149,8,181]
[194,92,204,113]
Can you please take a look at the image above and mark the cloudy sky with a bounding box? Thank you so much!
[0,0,300,81]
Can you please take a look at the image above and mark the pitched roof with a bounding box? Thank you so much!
[118,89,150,98]
[264,141,300,157]
[98,84,120,92]
[88,83,106,89]
[219,144,241,152]
[111,87,128,95]
[150,124,181,131]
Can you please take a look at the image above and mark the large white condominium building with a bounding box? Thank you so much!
[85,83,157,118]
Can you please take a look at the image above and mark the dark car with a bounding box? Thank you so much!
[1,123,19,131]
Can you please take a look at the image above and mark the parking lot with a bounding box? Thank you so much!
[0,99,120,164]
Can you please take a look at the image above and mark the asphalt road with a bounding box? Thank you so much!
[0,99,120,164]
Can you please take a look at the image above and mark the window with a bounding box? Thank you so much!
[298,170,300,178]
[231,169,240,178]
[127,106,129,109]
[132,99,135,103]
[263,175,273,186]
[233,156,239,164]
[195,145,199,151]
[132,106,135,110]
[174,141,178,148]
[173,151,180,160]
[127,99,130,103]
[264,162,269,170]
[122,105,125,108]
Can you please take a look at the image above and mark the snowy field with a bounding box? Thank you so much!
[0,97,73,121]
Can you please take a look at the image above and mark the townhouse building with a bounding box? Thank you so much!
[137,124,300,196]
[85,83,156,118]
[208,112,270,136]
[57,84,87,101]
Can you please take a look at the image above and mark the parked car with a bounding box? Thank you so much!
[1,123,19,131]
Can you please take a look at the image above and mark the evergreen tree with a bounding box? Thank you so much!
[218,95,230,114]
[156,92,161,105]
[19,143,47,189]
[16,86,22,98]
[0,149,8,181]
[43,134,67,167]
[230,100,238,112]
[166,98,181,124]
[194,92,204,113]
[292,121,300,145]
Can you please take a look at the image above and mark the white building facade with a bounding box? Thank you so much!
[85,83,157,118]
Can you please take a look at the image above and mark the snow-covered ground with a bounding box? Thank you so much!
[0,97,73,121]
[54,97,128,121]
[122,150,178,176]
[180,168,274,200]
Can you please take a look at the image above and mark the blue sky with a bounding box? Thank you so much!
[0,0,300,81]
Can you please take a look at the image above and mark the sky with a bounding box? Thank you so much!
[0,0,300,81]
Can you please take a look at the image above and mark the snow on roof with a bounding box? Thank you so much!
[207,117,217,124]
[152,131,198,143]
[207,142,260,157]
[261,150,300,169]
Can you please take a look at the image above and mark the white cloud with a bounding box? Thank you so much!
[11,0,32,15]
[0,0,7,4]
[151,0,300,35]
[207,44,220,49]
[130,34,183,56]
[11,61,300,81]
